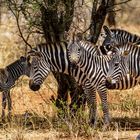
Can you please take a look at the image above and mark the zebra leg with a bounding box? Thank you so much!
[97,84,110,126]
[68,74,86,113]
[6,90,12,121]
[53,72,68,110]
[2,91,7,122]
[83,86,97,127]
[69,85,86,113]
[56,85,68,111]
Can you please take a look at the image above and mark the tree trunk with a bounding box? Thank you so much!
[89,0,115,44]
[40,1,85,113]
[107,0,116,27]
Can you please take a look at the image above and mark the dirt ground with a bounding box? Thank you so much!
[0,75,139,140]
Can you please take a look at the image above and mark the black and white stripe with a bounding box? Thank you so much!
[28,42,100,125]
[106,43,140,84]
[0,56,30,121]
[100,26,140,55]
[28,40,135,126]
[67,39,128,125]
[106,74,140,90]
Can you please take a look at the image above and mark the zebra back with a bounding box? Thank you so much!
[0,56,30,90]
[101,26,140,54]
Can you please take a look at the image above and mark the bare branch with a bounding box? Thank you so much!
[112,0,132,7]
[7,0,32,49]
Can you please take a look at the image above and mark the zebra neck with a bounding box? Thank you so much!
[112,29,140,45]
[79,41,99,55]
[7,64,25,82]
[78,48,98,76]
[39,43,70,75]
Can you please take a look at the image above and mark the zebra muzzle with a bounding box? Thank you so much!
[29,80,40,91]
[106,76,116,84]
[106,76,112,83]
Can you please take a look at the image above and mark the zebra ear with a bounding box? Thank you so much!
[0,69,8,84]
[20,56,26,62]
[103,25,114,39]
[0,69,8,78]
[27,55,30,62]
[75,33,83,42]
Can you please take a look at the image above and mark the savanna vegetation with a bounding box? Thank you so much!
[0,0,139,139]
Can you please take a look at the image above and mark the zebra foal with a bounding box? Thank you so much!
[0,56,30,121]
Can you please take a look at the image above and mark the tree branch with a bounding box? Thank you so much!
[112,0,132,7]
[7,0,32,49]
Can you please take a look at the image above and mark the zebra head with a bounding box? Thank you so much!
[102,26,118,54]
[0,56,31,91]
[68,42,80,64]
[67,33,83,66]
[27,49,50,91]
[106,54,129,84]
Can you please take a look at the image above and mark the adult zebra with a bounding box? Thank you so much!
[100,26,140,55]
[0,56,30,121]
[105,43,140,85]
[27,40,127,126]
[28,42,102,126]
[67,36,129,125]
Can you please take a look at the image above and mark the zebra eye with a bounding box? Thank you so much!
[114,62,119,67]
[106,45,112,50]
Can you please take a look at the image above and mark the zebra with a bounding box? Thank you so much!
[106,74,140,90]
[67,36,130,125]
[27,42,114,126]
[100,26,140,55]
[27,40,132,126]
[0,56,30,121]
[105,42,140,85]
[106,54,129,84]
[96,48,140,90]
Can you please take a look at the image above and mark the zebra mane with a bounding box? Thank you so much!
[6,57,26,71]
[78,40,100,54]
[113,42,140,54]
[104,26,140,45]
[111,28,140,38]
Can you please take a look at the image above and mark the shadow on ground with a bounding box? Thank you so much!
[0,113,139,131]
[111,117,140,130]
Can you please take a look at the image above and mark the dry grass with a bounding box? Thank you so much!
[0,76,139,140]
[0,2,140,139]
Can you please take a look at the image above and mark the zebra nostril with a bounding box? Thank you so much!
[106,77,111,81]
[106,77,112,83]
[29,80,40,91]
